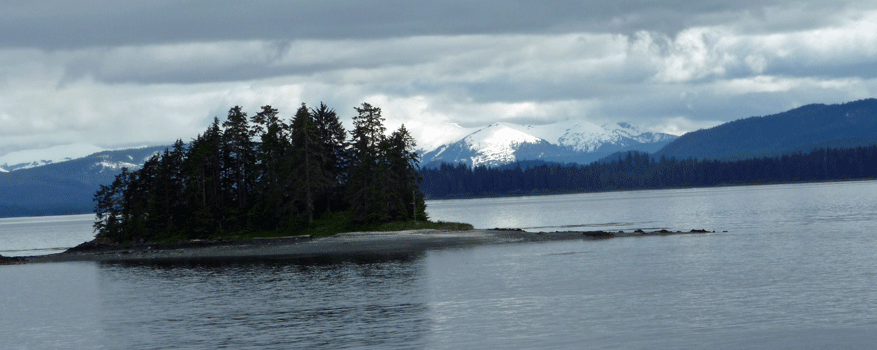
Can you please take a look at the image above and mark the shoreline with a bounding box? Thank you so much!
[13,229,711,264]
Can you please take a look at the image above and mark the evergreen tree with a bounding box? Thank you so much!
[93,102,431,243]
[290,103,327,225]
[94,168,132,242]
[382,124,427,221]
[221,106,256,229]
[249,105,292,229]
[311,102,348,212]
[182,118,225,237]
[146,140,186,238]
[348,102,387,224]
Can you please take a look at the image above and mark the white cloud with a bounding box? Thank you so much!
[2,3,877,156]
[642,27,738,83]
[651,116,725,136]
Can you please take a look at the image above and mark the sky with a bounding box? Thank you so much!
[1,0,876,155]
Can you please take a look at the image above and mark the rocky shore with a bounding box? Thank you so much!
[0,254,28,265]
[22,228,712,264]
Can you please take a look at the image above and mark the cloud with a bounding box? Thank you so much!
[1,1,877,155]
[3,1,876,49]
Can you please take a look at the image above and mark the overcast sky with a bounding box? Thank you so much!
[2,0,876,155]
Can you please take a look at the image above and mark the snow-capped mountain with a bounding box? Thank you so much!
[429,123,544,166]
[419,121,677,167]
[0,143,163,173]
[549,121,676,152]
[1,145,168,217]
[0,143,106,172]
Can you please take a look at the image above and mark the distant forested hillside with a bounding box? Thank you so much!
[654,99,877,161]
[421,146,877,199]
[0,146,167,217]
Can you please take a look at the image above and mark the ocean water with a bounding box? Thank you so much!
[0,214,94,256]
[3,181,877,349]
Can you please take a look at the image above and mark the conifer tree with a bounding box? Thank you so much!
[147,140,186,237]
[182,118,224,237]
[348,102,388,223]
[249,105,291,229]
[311,102,348,212]
[221,106,256,229]
[290,103,326,225]
[382,125,427,221]
[93,101,430,243]
[94,168,132,242]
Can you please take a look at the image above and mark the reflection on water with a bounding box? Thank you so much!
[4,181,877,349]
[98,255,430,349]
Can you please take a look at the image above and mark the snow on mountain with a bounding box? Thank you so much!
[93,159,141,172]
[416,122,479,153]
[422,122,549,167]
[81,146,166,174]
[518,121,675,152]
[419,120,678,167]
[0,143,105,172]
[1,145,169,217]
[464,123,544,166]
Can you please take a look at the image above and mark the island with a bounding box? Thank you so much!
[3,102,712,266]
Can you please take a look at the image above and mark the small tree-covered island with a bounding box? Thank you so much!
[93,102,471,244]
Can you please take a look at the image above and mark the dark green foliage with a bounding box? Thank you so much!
[93,102,428,243]
[347,103,388,224]
[249,105,292,230]
[290,103,327,225]
[311,102,348,213]
[420,145,877,199]
[221,106,256,229]
[382,125,427,222]
[342,103,426,225]
[181,118,225,237]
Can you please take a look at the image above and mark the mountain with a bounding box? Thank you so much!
[0,143,106,172]
[0,146,166,217]
[419,121,677,167]
[654,99,877,161]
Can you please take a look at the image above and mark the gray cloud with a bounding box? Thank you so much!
[1,0,877,155]
[2,0,875,49]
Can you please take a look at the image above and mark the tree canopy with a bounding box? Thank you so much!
[94,102,427,243]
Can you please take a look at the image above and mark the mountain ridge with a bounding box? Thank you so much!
[0,146,167,217]
[419,120,678,167]
[0,143,107,172]
[654,98,877,161]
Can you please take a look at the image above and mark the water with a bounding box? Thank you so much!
[3,181,877,349]
[0,214,94,256]
[426,181,877,234]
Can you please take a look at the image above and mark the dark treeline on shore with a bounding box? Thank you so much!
[420,146,877,198]
[94,102,426,243]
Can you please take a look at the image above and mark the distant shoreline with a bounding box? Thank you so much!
[424,177,877,201]
[16,229,710,264]
[4,178,876,220]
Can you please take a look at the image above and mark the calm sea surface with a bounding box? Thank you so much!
[3,181,877,349]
